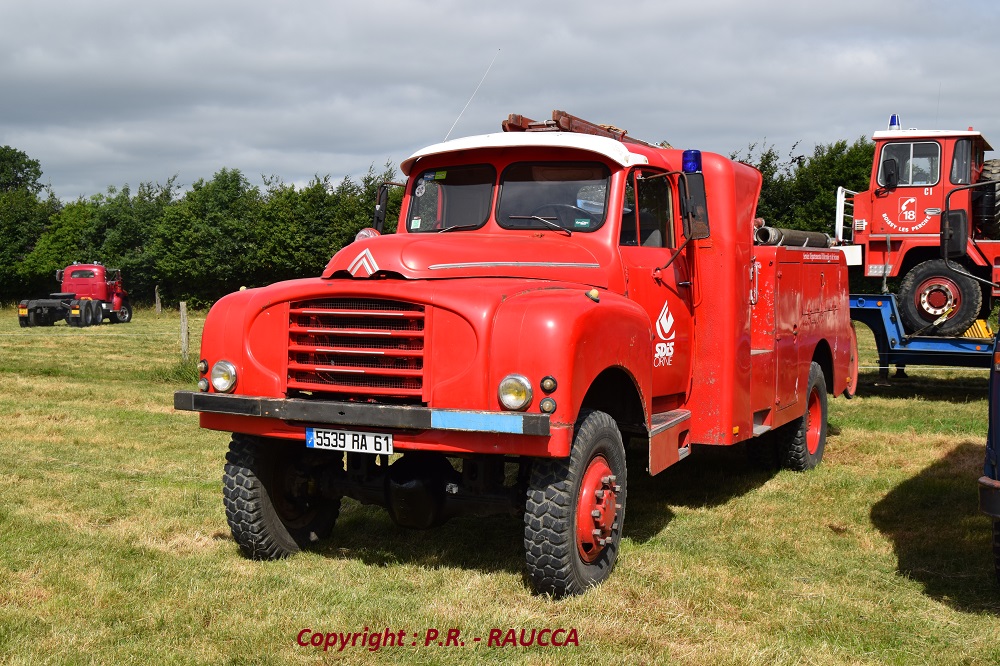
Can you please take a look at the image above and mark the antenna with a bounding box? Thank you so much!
[444,49,500,142]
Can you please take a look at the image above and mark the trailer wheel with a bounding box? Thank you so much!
[898,259,981,336]
[776,362,827,471]
[524,410,627,597]
[223,434,341,560]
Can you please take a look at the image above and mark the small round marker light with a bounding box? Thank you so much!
[539,397,557,414]
[197,359,209,374]
[198,378,210,392]
[540,376,558,393]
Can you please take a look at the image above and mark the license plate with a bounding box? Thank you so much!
[18,308,27,316]
[306,427,393,455]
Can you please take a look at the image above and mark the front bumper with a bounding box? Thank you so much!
[173,391,551,436]
[979,476,1000,520]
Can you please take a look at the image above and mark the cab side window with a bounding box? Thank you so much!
[619,170,674,248]
[879,142,941,187]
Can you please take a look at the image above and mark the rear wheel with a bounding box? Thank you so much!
[80,301,94,327]
[223,434,340,559]
[776,362,827,471]
[898,259,981,336]
[524,410,627,597]
[91,301,103,325]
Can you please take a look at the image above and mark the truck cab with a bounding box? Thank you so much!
[176,111,855,597]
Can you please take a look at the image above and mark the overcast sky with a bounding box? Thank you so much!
[2,0,998,200]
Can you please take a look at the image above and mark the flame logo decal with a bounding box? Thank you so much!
[656,300,675,341]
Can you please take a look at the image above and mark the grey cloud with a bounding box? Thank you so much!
[1,0,998,199]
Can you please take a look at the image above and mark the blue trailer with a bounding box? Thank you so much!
[849,294,994,383]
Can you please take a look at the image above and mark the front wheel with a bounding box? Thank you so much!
[898,259,981,336]
[223,434,341,560]
[115,300,133,323]
[524,410,627,597]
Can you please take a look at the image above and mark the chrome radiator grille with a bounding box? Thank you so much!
[287,298,426,403]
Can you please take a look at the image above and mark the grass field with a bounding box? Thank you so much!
[1,306,999,665]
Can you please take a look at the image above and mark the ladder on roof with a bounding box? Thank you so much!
[502,110,660,148]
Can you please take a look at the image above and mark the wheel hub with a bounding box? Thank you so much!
[806,387,822,455]
[576,455,619,563]
[917,278,959,317]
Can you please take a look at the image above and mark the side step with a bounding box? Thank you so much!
[649,409,692,475]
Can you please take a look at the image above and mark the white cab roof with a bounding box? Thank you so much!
[873,129,992,150]
[401,131,650,175]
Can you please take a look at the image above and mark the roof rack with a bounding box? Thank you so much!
[502,110,660,149]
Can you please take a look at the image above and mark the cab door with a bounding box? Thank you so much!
[871,140,943,238]
[618,169,693,401]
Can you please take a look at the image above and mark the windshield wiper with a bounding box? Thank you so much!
[438,223,483,233]
[507,215,572,236]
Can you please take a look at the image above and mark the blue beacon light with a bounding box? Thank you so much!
[682,149,702,174]
[888,114,902,131]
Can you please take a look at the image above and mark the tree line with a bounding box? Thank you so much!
[0,137,874,306]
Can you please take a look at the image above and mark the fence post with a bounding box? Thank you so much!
[180,301,189,362]
[155,285,162,315]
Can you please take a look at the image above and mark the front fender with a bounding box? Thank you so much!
[490,288,651,429]
[199,287,288,397]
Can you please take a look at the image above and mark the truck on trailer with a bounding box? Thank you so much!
[175,110,856,597]
[836,114,1000,337]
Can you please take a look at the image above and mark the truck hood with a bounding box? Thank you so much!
[322,233,607,288]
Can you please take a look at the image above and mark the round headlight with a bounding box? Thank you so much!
[498,374,533,411]
[210,360,238,393]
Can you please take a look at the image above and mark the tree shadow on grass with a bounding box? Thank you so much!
[315,444,777,579]
[870,441,1000,614]
[854,370,988,404]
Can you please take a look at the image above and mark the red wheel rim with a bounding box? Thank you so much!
[914,275,961,320]
[576,455,618,563]
[805,387,822,456]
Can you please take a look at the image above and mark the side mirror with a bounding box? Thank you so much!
[881,158,899,191]
[372,183,390,233]
[941,209,968,258]
[680,173,710,240]
[55,269,63,282]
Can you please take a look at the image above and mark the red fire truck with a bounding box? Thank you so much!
[175,111,857,597]
[836,114,1000,336]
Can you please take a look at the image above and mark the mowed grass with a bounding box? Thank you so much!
[1,308,999,665]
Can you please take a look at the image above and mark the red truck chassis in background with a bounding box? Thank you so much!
[175,111,856,596]
[18,262,133,327]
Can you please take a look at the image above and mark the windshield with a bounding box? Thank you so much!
[406,164,495,232]
[497,162,610,232]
